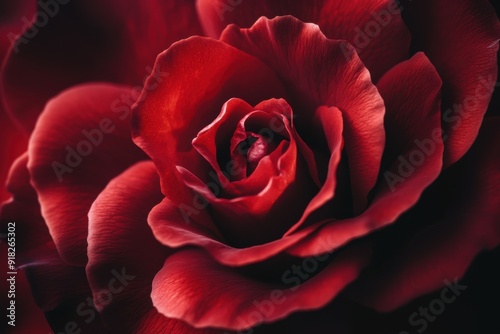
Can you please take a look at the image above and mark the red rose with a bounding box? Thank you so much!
[1,1,499,333]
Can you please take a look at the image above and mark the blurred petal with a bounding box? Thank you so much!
[354,117,500,311]
[28,83,146,265]
[400,0,500,165]
[1,0,202,132]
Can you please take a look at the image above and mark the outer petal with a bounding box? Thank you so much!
[28,83,147,265]
[400,0,500,165]
[1,0,202,133]
[0,110,26,201]
[151,245,371,330]
[132,36,286,205]
[22,256,109,333]
[0,259,52,333]
[86,161,219,333]
[353,117,500,312]
[197,0,411,80]
[221,16,386,211]
[287,52,444,257]
[1,157,108,333]
[0,0,34,200]
[1,153,50,265]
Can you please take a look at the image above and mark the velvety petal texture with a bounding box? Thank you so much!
[149,196,314,266]
[181,97,319,246]
[1,152,108,333]
[86,161,165,332]
[151,245,371,330]
[87,161,219,333]
[28,83,147,265]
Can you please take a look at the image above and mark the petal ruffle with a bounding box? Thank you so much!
[197,0,410,80]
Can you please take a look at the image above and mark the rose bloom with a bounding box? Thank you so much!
[1,0,500,333]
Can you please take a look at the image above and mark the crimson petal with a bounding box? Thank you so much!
[197,0,410,80]
[287,52,444,257]
[353,117,500,312]
[28,83,147,265]
[151,246,371,330]
[87,161,215,333]
[400,0,500,166]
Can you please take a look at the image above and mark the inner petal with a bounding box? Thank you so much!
[246,133,279,173]
[228,110,288,181]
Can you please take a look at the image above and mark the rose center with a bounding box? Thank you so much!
[227,111,289,181]
[236,131,280,175]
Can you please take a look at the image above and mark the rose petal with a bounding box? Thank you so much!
[21,251,108,333]
[177,109,319,246]
[192,98,293,197]
[197,0,410,80]
[400,0,500,165]
[287,52,444,257]
[192,98,255,188]
[87,160,222,333]
[133,310,227,334]
[0,152,99,333]
[151,245,371,330]
[149,195,319,266]
[221,16,386,211]
[0,153,51,265]
[28,83,147,265]
[86,161,176,332]
[352,117,500,312]
[0,109,27,201]
[284,106,343,235]
[1,0,202,132]
[132,36,286,205]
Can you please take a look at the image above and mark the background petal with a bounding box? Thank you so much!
[197,0,410,80]
[1,0,202,133]
[400,0,500,166]
[28,83,147,265]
